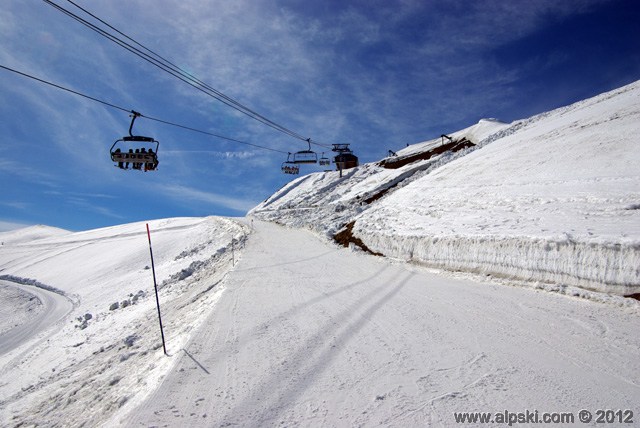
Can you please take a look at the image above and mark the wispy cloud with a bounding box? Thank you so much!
[0,220,32,232]
[162,150,257,159]
[45,190,117,200]
[0,158,59,187]
[66,196,125,220]
[0,201,30,211]
[164,184,256,213]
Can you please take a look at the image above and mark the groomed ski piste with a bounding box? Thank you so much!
[0,81,639,426]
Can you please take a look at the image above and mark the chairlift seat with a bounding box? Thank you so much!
[111,152,158,163]
[281,163,299,174]
[293,150,317,164]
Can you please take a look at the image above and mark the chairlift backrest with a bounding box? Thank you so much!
[291,138,318,164]
[292,150,317,164]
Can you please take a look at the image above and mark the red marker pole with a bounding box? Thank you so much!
[146,223,167,356]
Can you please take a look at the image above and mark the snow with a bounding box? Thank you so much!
[390,117,509,159]
[251,80,640,295]
[0,218,639,426]
[0,216,249,426]
[0,280,72,355]
[126,222,640,426]
[1,81,640,426]
[0,224,71,245]
[0,283,44,337]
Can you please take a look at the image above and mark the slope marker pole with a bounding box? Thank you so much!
[146,223,167,356]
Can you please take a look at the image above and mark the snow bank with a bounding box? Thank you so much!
[252,80,640,295]
[0,274,73,302]
[357,232,639,295]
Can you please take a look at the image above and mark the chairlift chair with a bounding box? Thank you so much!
[292,139,317,164]
[281,153,300,175]
[110,111,159,171]
[319,153,331,166]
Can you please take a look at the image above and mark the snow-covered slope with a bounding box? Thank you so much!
[126,220,640,427]
[0,224,71,245]
[3,219,638,426]
[251,80,640,295]
[250,119,510,237]
[0,217,249,426]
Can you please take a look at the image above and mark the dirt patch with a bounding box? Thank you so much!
[364,185,396,204]
[625,293,640,301]
[379,138,475,169]
[334,222,383,256]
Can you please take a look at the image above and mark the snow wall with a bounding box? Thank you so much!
[354,231,640,295]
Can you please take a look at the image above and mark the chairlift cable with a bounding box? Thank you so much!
[64,0,304,142]
[0,64,131,114]
[43,1,271,134]
[45,0,316,146]
[0,63,288,155]
[143,116,287,153]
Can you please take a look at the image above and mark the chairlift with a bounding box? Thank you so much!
[319,153,331,166]
[110,111,159,171]
[281,153,299,175]
[292,139,317,164]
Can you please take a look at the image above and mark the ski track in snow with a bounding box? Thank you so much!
[0,280,74,356]
[0,283,43,337]
[127,220,640,427]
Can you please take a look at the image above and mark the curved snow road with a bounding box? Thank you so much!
[0,280,74,356]
[129,220,640,427]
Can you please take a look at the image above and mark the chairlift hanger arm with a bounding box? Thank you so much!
[129,110,142,136]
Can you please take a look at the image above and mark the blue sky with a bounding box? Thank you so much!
[1,0,639,232]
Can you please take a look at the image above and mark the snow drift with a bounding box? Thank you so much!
[251,80,640,295]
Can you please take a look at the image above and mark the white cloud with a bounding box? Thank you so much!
[66,197,125,220]
[164,184,256,213]
[0,220,32,232]
[162,150,256,159]
[0,158,59,187]
[0,201,30,211]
